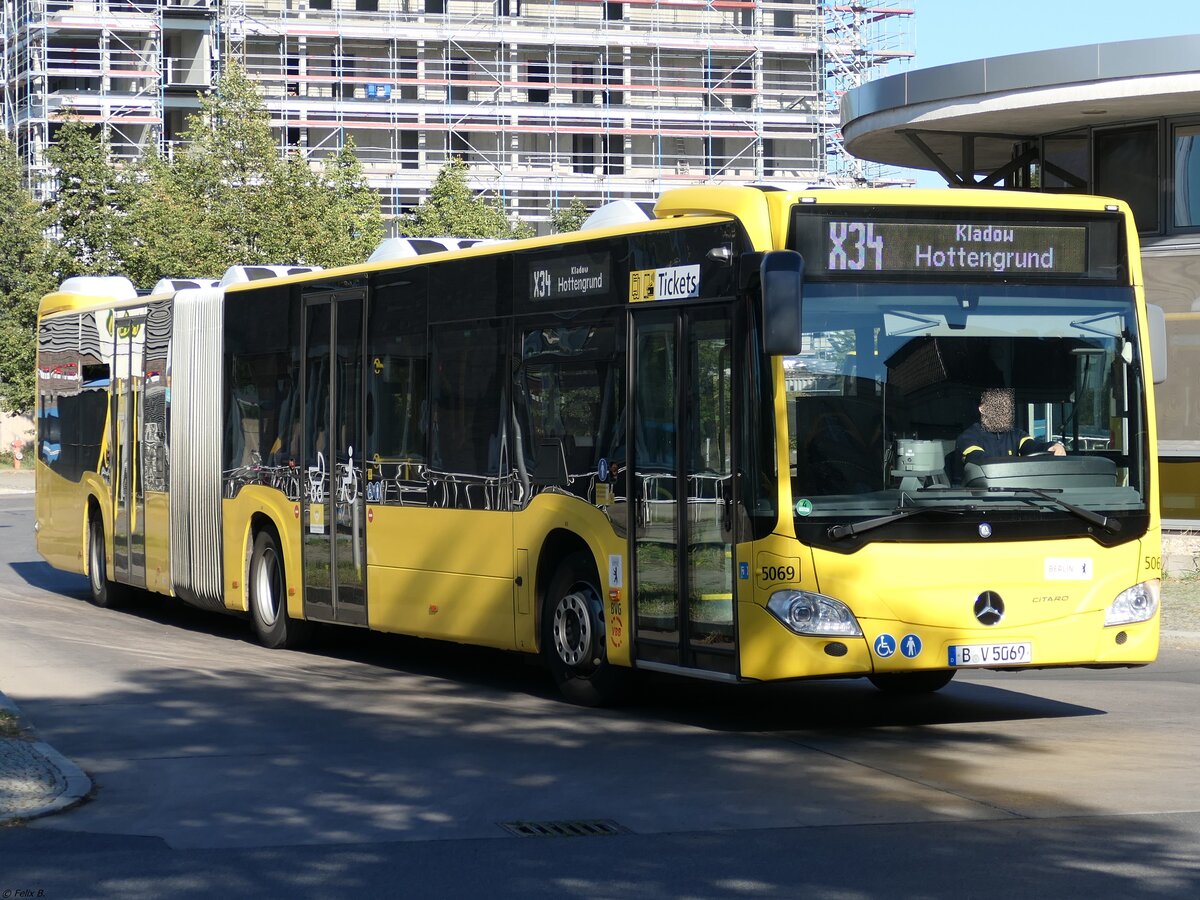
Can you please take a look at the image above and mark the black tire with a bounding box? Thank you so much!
[868,670,956,694]
[541,552,630,707]
[87,516,125,608]
[249,529,311,649]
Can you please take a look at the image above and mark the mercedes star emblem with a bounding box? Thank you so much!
[974,591,1004,625]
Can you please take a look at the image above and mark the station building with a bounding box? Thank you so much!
[840,34,1200,534]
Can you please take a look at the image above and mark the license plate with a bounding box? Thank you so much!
[947,642,1032,667]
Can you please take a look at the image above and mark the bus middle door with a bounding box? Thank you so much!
[302,289,367,626]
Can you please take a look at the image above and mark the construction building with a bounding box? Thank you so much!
[3,0,912,227]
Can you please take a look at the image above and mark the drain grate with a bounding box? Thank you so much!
[500,819,627,838]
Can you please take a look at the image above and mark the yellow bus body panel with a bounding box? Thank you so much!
[655,187,773,250]
[366,506,515,648]
[741,532,1159,681]
[35,461,112,578]
[513,495,631,666]
[361,495,627,658]
[738,602,874,680]
[222,488,305,616]
[739,531,874,680]
[143,490,172,596]
[35,460,90,575]
[819,536,1157,672]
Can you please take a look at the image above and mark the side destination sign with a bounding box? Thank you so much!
[530,253,610,301]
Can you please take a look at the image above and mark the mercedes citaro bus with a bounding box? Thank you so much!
[35,186,1165,704]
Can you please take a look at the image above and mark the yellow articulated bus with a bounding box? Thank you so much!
[35,186,1165,705]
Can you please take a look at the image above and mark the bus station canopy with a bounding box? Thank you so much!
[841,35,1200,181]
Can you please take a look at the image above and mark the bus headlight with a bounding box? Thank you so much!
[767,590,863,637]
[1105,580,1160,626]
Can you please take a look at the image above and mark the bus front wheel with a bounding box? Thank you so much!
[87,517,124,608]
[249,529,310,650]
[868,670,956,694]
[541,552,629,707]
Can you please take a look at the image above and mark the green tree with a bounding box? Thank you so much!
[167,59,285,271]
[123,61,384,280]
[397,157,532,239]
[551,198,591,233]
[121,146,216,285]
[274,139,384,268]
[0,137,62,413]
[45,118,133,277]
[323,139,385,264]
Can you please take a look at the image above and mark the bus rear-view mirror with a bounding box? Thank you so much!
[1147,304,1167,384]
[761,250,804,357]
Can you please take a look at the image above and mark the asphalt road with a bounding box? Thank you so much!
[1,493,1199,899]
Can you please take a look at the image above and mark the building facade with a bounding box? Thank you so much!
[2,0,912,227]
[840,34,1200,533]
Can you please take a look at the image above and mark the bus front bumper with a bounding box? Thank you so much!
[737,601,1159,682]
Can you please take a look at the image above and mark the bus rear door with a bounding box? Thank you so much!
[111,309,147,589]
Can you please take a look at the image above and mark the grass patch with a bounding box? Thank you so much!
[0,710,22,738]
[1164,566,1200,584]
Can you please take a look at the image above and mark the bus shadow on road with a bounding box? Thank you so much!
[8,557,1108,732]
[619,673,1106,733]
[275,620,1110,732]
[9,560,93,599]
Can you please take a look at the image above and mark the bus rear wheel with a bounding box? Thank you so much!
[249,529,310,650]
[541,552,629,707]
[87,517,124,609]
[868,670,956,694]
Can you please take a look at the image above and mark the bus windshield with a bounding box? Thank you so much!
[783,283,1150,547]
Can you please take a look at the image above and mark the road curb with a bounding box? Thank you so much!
[0,691,92,824]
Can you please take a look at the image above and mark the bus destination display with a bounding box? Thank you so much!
[529,252,611,301]
[821,220,1087,276]
[788,208,1126,281]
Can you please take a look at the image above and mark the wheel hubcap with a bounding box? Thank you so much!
[552,589,594,668]
[254,547,281,626]
[89,528,103,594]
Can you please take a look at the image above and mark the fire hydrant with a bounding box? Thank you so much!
[11,438,24,471]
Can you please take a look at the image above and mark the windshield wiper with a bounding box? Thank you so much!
[984,486,1122,534]
[827,503,974,541]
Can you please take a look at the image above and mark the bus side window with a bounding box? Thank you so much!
[367,269,429,504]
[430,321,507,506]
[224,286,299,498]
[515,313,624,504]
[37,313,109,483]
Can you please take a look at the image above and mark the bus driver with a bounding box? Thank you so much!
[955,387,1066,469]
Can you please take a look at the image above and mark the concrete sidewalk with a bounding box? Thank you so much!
[0,468,34,495]
[1,466,89,822]
[0,692,92,824]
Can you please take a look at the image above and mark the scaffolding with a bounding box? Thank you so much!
[822,0,913,185]
[3,0,912,225]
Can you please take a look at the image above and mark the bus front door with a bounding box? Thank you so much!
[111,310,146,589]
[630,304,738,676]
[302,290,367,626]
